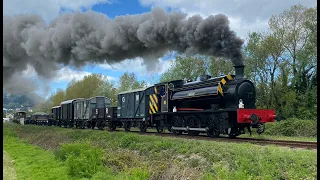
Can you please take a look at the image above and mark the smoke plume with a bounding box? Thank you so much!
[3,7,244,95]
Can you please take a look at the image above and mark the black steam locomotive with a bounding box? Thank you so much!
[116,65,275,137]
[25,65,275,138]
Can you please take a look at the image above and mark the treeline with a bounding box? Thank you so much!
[36,4,316,120]
[34,73,146,113]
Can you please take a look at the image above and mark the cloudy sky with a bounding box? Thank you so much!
[3,0,316,96]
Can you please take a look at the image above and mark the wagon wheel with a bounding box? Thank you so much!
[70,120,75,128]
[156,125,164,133]
[108,122,116,131]
[124,121,131,132]
[207,115,221,137]
[98,121,105,130]
[81,121,86,129]
[91,121,96,129]
[172,116,183,135]
[139,121,147,133]
[86,121,92,129]
[187,116,200,136]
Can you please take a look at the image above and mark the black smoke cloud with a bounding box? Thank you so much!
[3,7,244,95]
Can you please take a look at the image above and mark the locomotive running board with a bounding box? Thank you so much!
[171,126,209,132]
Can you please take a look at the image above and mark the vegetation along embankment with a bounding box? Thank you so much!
[3,123,317,180]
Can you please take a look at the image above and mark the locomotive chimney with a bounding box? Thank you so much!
[234,65,245,79]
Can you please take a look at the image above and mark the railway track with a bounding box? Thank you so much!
[115,129,317,150]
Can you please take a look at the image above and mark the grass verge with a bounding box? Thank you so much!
[4,123,318,180]
[3,136,70,180]
[3,150,17,180]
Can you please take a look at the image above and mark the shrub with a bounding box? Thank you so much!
[55,143,104,178]
[265,118,317,137]
[119,134,139,148]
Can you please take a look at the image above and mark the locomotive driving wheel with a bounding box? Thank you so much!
[172,116,184,135]
[187,116,200,136]
[207,115,221,137]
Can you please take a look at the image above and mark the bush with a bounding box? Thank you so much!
[55,143,104,178]
[265,118,317,137]
[119,134,139,148]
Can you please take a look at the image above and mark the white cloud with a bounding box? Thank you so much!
[101,75,118,82]
[10,65,117,84]
[3,0,111,22]
[53,67,117,82]
[139,0,316,39]
[54,67,92,82]
[99,57,173,77]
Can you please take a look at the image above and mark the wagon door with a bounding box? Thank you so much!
[134,91,145,118]
[119,94,128,118]
[96,97,105,119]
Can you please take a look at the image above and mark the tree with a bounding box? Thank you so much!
[207,56,234,77]
[159,55,239,84]
[159,56,208,82]
[64,74,105,100]
[49,88,65,106]
[243,4,317,119]
[33,99,53,114]
[117,72,146,93]
[269,5,317,93]
[93,80,118,106]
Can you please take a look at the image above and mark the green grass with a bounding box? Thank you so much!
[3,150,17,180]
[4,123,318,180]
[3,125,150,180]
[239,133,317,142]
[3,136,70,180]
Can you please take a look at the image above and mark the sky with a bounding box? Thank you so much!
[3,0,317,97]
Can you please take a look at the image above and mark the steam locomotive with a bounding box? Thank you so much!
[23,65,276,138]
[116,65,276,137]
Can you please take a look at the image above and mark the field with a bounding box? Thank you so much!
[3,123,317,180]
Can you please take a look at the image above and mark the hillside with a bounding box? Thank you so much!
[3,93,35,109]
